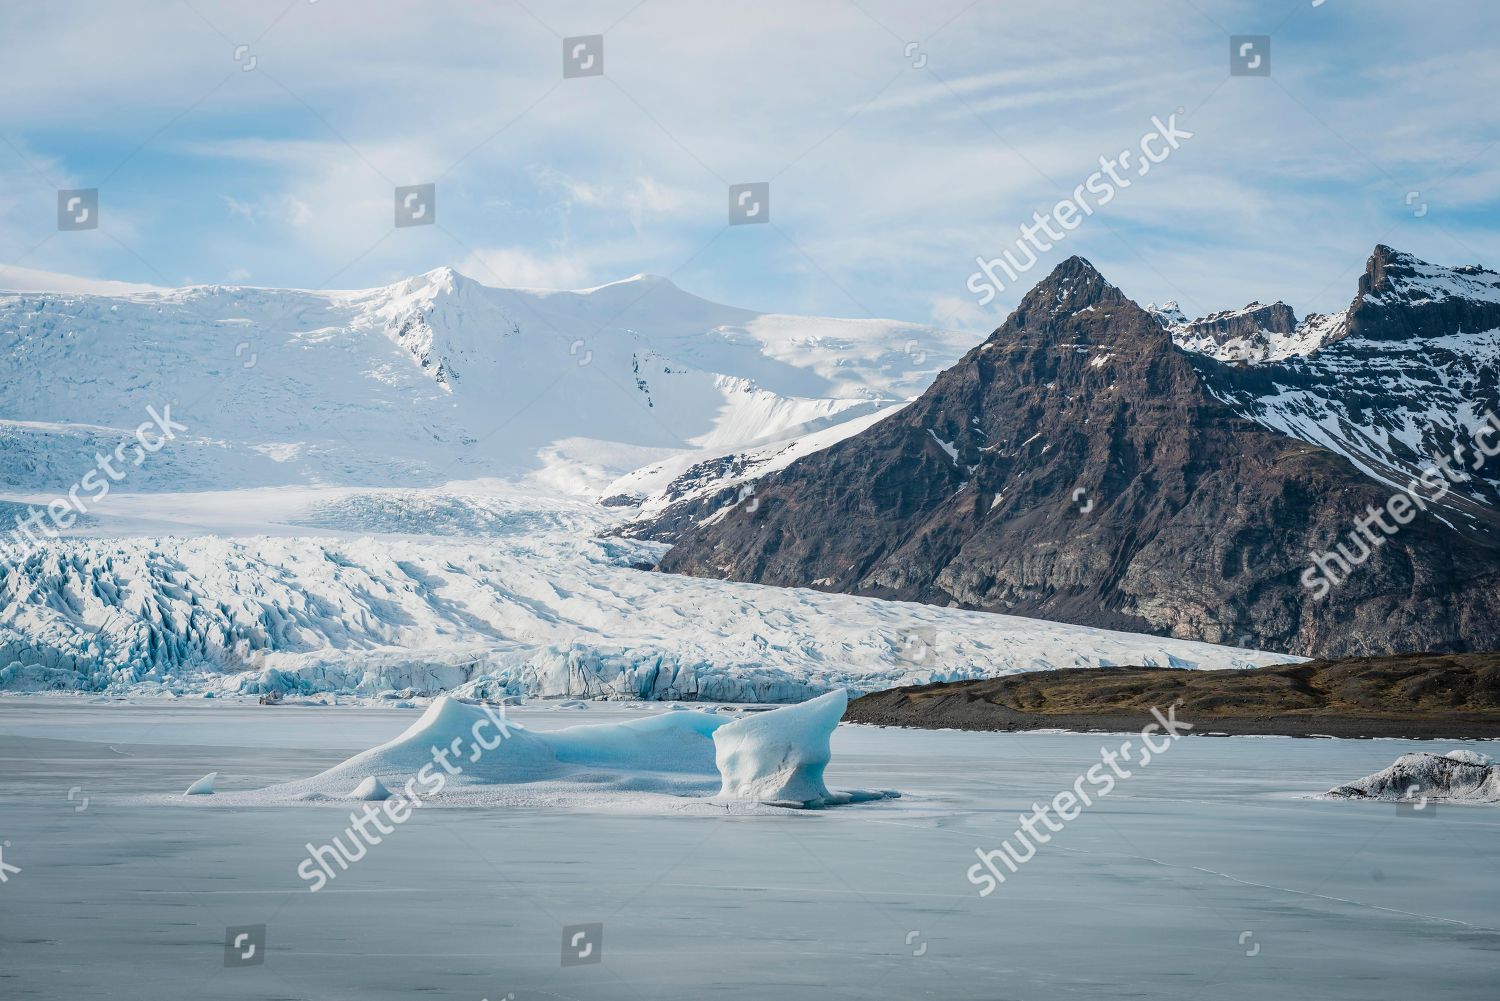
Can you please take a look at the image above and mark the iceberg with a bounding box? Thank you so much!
[183,772,216,796]
[1326,750,1500,805]
[195,694,894,811]
[1443,749,1493,766]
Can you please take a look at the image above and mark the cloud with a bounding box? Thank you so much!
[222,196,255,222]
[458,246,590,291]
[0,0,1493,324]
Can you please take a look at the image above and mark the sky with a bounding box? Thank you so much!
[1,0,1497,333]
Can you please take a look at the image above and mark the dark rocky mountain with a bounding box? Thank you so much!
[647,250,1500,658]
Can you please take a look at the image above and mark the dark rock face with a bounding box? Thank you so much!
[654,254,1500,658]
[1184,300,1297,341]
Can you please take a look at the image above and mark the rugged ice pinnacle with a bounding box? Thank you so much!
[713,689,848,807]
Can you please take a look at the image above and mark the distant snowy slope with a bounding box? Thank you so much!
[0,268,974,495]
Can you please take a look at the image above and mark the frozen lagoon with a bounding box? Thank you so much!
[2,699,1497,1000]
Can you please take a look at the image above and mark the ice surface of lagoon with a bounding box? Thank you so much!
[2,700,1497,1000]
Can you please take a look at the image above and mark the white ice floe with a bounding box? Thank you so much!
[180,694,893,813]
[1325,750,1500,805]
[183,772,216,796]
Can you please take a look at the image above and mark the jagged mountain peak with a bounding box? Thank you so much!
[1050,254,1105,278]
[1019,255,1115,303]
[1163,245,1500,364]
[1358,244,1500,308]
[992,257,1170,360]
[1146,300,1187,327]
[1165,300,1310,364]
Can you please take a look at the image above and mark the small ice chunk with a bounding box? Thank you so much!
[184,772,217,796]
[348,776,392,801]
[556,700,589,710]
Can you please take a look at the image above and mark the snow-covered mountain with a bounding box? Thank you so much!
[0,267,975,497]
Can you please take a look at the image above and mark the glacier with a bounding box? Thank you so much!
[0,515,1296,701]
